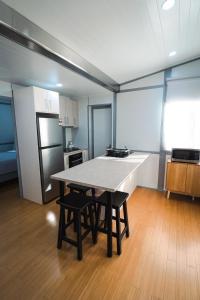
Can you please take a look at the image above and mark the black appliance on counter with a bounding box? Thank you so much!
[106,147,130,158]
[171,148,200,164]
[36,113,64,203]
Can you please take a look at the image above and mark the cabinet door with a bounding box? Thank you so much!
[65,98,73,126]
[59,96,66,126]
[34,88,49,113]
[48,91,59,114]
[186,164,200,196]
[34,87,59,114]
[72,101,79,127]
[166,162,187,193]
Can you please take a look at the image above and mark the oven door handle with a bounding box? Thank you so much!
[70,158,82,164]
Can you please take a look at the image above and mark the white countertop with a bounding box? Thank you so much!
[64,149,87,156]
[52,153,150,192]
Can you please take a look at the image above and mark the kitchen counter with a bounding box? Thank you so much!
[52,152,150,257]
[52,153,150,192]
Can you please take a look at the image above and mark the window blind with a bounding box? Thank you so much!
[164,78,200,151]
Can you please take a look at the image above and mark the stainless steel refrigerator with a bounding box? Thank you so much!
[36,113,64,203]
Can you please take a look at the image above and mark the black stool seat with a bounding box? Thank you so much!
[57,192,91,210]
[95,191,129,208]
[67,183,91,193]
[66,184,96,230]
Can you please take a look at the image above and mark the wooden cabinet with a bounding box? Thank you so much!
[185,164,200,196]
[59,96,79,127]
[166,162,187,193]
[166,162,200,198]
[33,87,59,114]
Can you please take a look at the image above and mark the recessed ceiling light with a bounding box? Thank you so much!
[56,83,63,87]
[162,0,175,10]
[169,51,176,57]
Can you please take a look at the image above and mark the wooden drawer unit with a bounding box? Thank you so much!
[166,162,200,199]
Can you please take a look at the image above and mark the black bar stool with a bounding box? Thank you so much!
[67,183,96,225]
[56,192,95,260]
[94,191,129,255]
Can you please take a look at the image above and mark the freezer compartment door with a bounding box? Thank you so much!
[38,116,63,147]
[40,145,64,203]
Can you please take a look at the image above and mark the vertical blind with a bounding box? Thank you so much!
[163,78,200,151]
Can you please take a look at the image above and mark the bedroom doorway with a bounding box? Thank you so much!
[0,81,20,200]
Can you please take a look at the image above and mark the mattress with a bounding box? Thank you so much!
[0,150,17,175]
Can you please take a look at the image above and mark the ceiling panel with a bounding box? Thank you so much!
[2,0,200,83]
[0,35,111,97]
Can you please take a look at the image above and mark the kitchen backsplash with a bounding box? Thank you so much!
[65,128,72,147]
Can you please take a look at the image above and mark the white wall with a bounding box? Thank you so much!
[72,93,113,157]
[74,60,200,191]
[171,60,200,79]
[13,86,43,204]
[117,88,163,151]
[0,80,12,97]
[120,72,164,90]
[116,87,163,189]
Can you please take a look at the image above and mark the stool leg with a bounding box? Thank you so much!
[67,209,72,222]
[76,211,82,260]
[91,189,96,217]
[116,207,121,255]
[88,204,95,244]
[57,206,65,249]
[94,204,101,243]
[91,188,95,198]
[81,191,88,228]
[123,201,129,238]
[83,208,88,228]
[73,212,77,232]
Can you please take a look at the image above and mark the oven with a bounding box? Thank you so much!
[68,152,83,168]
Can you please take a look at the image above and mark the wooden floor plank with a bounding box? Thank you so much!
[1,182,200,299]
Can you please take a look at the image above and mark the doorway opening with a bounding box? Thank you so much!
[0,82,20,200]
[91,104,112,158]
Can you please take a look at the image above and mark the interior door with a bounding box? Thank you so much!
[92,106,112,158]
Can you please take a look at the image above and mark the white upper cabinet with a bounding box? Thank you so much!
[72,100,79,128]
[33,87,59,114]
[59,96,79,127]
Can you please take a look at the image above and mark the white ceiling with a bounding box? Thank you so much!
[2,0,200,83]
[0,35,111,97]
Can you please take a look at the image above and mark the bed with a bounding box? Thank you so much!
[0,150,18,183]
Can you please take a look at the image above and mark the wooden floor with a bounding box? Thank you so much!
[1,182,200,300]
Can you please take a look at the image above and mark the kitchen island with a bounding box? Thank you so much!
[51,152,150,257]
